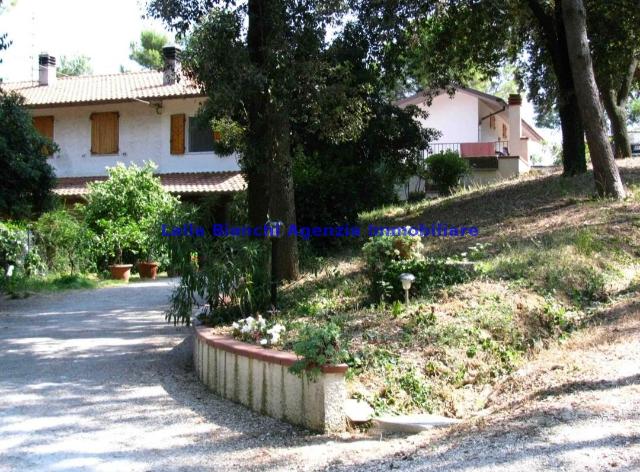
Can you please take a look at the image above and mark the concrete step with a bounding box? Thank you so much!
[374,414,461,433]
[344,399,375,423]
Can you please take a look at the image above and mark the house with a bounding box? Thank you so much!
[396,87,546,197]
[2,47,245,210]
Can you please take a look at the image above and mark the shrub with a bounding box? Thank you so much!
[362,232,469,301]
[423,150,469,195]
[0,222,28,272]
[33,209,95,274]
[82,162,179,267]
[166,234,270,326]
[289,323,346,380]
[362,232,424,300]
[0,91,57,219]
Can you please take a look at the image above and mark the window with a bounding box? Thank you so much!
[188,117,215,152]
[90,112,119,154]
[32,115,55,156]
[489,115,496,130]
[170,114,186,155]
[33,115,54,139]
[502,123,508,139]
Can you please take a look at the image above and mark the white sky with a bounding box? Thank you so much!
[0,0,173,82]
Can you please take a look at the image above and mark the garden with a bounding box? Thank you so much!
[166,159,640,421]
[0,162,180,297]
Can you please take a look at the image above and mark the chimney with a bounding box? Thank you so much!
[508,94,522,157]
[162,45,181,85]
[38,53,57,86]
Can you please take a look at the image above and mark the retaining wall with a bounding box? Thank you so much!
[193,325,348,432]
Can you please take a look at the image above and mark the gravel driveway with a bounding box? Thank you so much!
[1,283,639,472]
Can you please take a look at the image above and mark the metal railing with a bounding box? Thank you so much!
[423,141,510,159]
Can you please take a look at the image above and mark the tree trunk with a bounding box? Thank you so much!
[246,0,270,227]
[268,104,299,281]
[245,165,269,227]
[526,0,587,175]
[602,90,631,159]
[562,0,626,199]
[557,91,587,175]
[553,2,587,176]
[247,0,299,280]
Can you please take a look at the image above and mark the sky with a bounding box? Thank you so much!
[0,0,173,82]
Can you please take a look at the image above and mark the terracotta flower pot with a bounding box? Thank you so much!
[109,264,133,281]
[138,261,159,280]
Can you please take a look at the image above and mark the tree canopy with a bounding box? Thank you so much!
[129,30,169,71]
[0,91,57,219]
[57,55,92,77]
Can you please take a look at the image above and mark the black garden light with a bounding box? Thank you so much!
[265,219,284,311]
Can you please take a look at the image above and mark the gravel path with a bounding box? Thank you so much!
[1,283,638,471]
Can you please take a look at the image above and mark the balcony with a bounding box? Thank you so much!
[424,141,511,158]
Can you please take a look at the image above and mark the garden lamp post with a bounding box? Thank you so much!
[265,219,284,311]
[399,273,416,305]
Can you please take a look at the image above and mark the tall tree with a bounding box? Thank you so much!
[519,0,587,175]
[150,1,433,279]
[0,92,57,219]
[146,1,331,280]
[129,30,169,71]
[57,55,92,77]
[562,0,626,199]
[586,0,640,159]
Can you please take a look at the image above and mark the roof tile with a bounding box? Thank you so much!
[54,171,246,197]
[2,71,202,107]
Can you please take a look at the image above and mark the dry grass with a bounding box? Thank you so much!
[278,160,640,418]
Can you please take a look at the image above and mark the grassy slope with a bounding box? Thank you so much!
[280,160,640,418]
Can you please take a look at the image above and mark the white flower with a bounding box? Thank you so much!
[259,338,268,346]
[232,322,240,330]
[240,324,252,334]
[270,333,280,344]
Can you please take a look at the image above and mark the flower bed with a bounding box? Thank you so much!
[193,324,348,432]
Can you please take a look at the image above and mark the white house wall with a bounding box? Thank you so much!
[32,98,240,178]
[478,100,509,144]
[416,92,479,144]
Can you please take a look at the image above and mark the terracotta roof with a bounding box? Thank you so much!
[2,71,203,107]
[54,171,246,197]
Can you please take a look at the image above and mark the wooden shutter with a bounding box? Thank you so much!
[90,112,119,154]
[33,116,54,139]
[170,114,185,155]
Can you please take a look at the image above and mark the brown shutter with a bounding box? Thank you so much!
[170,114,185,155]
[90,112,119,154]
[33,116,54,139]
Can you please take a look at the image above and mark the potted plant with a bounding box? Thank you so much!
[99,219,141,281]
[137,215,165,279]
[138,248,159,279]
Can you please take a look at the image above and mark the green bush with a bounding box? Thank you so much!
[362,232,424,300]
[362,232,468,301]
[0,222,28,271]
[33,209,95,274]
[82,162,179,267]
[423,150,469,195]
[166,232,271,326]
[0,91,57,219]
[289,323,346,380]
